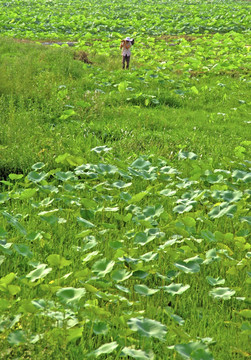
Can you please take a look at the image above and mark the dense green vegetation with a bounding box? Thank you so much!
[0,0,250,359]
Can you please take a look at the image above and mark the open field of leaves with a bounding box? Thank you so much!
[0,0,250,359]
[1,0,250,38]
[0,149,250,359]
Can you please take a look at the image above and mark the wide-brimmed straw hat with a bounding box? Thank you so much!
[125,37,132,41]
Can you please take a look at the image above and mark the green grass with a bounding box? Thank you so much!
[0,9,250,359]
[0,38,250,176]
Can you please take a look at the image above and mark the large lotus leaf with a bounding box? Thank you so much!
[134,232,155,246]
[112,269,132,282]
[130,158,151,170]
[31,162,45,170]
[174,260,200,273]
[56,287,86,304]
[120,191,132,201]
[134,284,159,296]
[173,204,193,214]
[82,236,97,251]
[93,322,109,335]
[159,237,183,249]
[9,173,24,180]
[91,145,112,153]
[82,251,99,263]
[133,270,149,279]
[138,170,157,181]
[0,241,12,255]
[103,206,119,212]
[115,284,131,294]
[201,230,217,243]
[39,210,66,226]
[18,300,37,314]
[89,341,118,357]
[174,341,213,360]
[112,181,132,189]
[157,270,179,282]
[240,216,251,225]
[134,232,148,245]
[98,163,118,174]
[128,317,167,340]
[232,170,251,183]
[121,347,155,359]
[182,216,196,227]
[26,264,52,282]
[134,228,164,246]
[13,244,33,258]
[27,171,47,183]
[178,151,198,160]
[209,287,235,300]
[160,166,179,175]
[77,217,95,228]
[206,276,225,286]
[221,190,242,203]
[55,171,77,181]
[19,188,37,200]
[203,248,221,265]
[47,254,72,269]
[140,251,158,262]
[66,326,83,343]
[176,180,198,190]
[7,330,26,346]
[205,174,224,184]
[161,283,190,295]
[0,273,16,293]
[42,215,66,225]
[143,204,164,218]
[2,211,27,235]
[26,231,43,242]
[209,203,237,219]
[92,258,115,277]
[128,191,149,204]
[81,198,97,209]
[7,284,21,295]
[184,256,203,264]
[238,310,251,319]
[159,188,177,197]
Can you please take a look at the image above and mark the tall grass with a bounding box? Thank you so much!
[0,37,250,177]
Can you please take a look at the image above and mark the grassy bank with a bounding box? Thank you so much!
[0,38,250,176]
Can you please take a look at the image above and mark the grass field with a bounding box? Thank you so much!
[0,0,250,359]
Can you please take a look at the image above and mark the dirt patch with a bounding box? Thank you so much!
[161,35,198,42]
[159,34,213,43]
[11,38,78,47]
[41,41,77,47]
[12,38,36,45]
[73,50,92,64]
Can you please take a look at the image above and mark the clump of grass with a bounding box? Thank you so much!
[73,50,93,63]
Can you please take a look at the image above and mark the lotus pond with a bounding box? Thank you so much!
[0,149,250,359]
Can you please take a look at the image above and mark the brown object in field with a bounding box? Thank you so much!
[73,51,92,64]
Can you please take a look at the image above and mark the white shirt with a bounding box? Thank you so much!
[121,41,131,56]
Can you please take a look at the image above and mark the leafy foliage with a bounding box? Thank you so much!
[0,151,250,358]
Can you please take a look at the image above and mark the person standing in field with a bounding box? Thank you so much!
[120,37,134,70]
